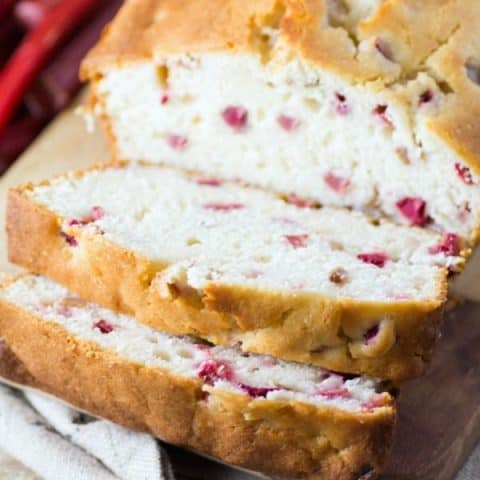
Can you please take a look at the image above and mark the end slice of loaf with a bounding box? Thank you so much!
[8,163,453,380]
[0,274,396,480]
[82,0,480,243]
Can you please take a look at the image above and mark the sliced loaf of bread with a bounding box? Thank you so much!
[82,0,480,243]
[0,274,396,480]
[7,163,455,379]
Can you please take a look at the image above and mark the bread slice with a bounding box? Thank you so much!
[8,163,454,380]
[81,0,480,244]
[0,274,396,480]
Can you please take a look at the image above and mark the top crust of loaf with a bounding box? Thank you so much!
[81,0,480,174]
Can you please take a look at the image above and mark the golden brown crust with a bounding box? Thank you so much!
[80,0,281,78]
[0,338,36,387]
[6,164,446,381]
[81,0,480,175]
[0,292,395,480]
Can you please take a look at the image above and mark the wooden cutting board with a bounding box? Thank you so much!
[0,99,479,480]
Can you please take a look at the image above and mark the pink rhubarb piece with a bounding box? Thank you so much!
[396,197,428,226]
[357,252,389,268]
[222,106,248,131]
[285,234,309,249]
[277,114,301,132]
[324,172,350,193]
[166,134,188,150]
[93,319,114,334]
[428,233,461,257]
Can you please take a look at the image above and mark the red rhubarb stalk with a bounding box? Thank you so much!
[0,0,104,135]
[25,0,122,118]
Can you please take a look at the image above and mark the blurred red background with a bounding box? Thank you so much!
[0,0,123,174]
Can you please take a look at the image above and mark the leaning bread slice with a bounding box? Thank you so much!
[82,0,480,243]
[0,274,396,480]
[7,163,453,380]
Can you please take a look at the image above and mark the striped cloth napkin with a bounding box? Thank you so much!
[0,385,175,480]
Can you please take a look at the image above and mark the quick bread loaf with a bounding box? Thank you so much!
[82,0,480,244]
[0,274,396,480]
[7,162,456,380]
[6,2,480,477]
